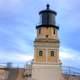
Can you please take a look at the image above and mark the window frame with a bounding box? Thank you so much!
[39,51,43,56]
[50,51,54,56]
[39,28,41,34]
[46,35,48,38]
[53,29,55,34]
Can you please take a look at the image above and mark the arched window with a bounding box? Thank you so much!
[39,28,41,34]
[46,35,48,38]
[29,74,32,77]
[50,51,54,56]
[53,29,55,34]
[39,51,43,56]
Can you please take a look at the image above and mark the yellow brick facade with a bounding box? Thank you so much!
[34,26,60,65]
[34,48,60,64]
[34,48,46,63]
[37,27,58,39]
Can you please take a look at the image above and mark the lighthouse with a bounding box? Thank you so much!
[32,4,62,80]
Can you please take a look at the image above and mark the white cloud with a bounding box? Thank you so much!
[60,47,80,60]
[0,47,80,68]
[60,51,75,59]
[14,54,33,62]
[59,47,80,67]
[0,51,33,63]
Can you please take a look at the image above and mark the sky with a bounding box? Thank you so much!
[0,0,80,68]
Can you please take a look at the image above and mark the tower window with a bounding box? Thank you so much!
[50,51,54,56]
[39,28,41,34]
[24,74,32,77]
[39,51,43,56]
[53,29,55,34]
[46,35,48,38]
[29,74,32,77]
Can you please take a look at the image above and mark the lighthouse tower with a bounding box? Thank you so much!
[32,4,62,80]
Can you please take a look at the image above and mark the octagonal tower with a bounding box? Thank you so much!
[32,4,62,80]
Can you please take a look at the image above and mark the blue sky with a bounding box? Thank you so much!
[0,0,80,68]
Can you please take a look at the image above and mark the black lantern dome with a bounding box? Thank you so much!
[36,4,59,29]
